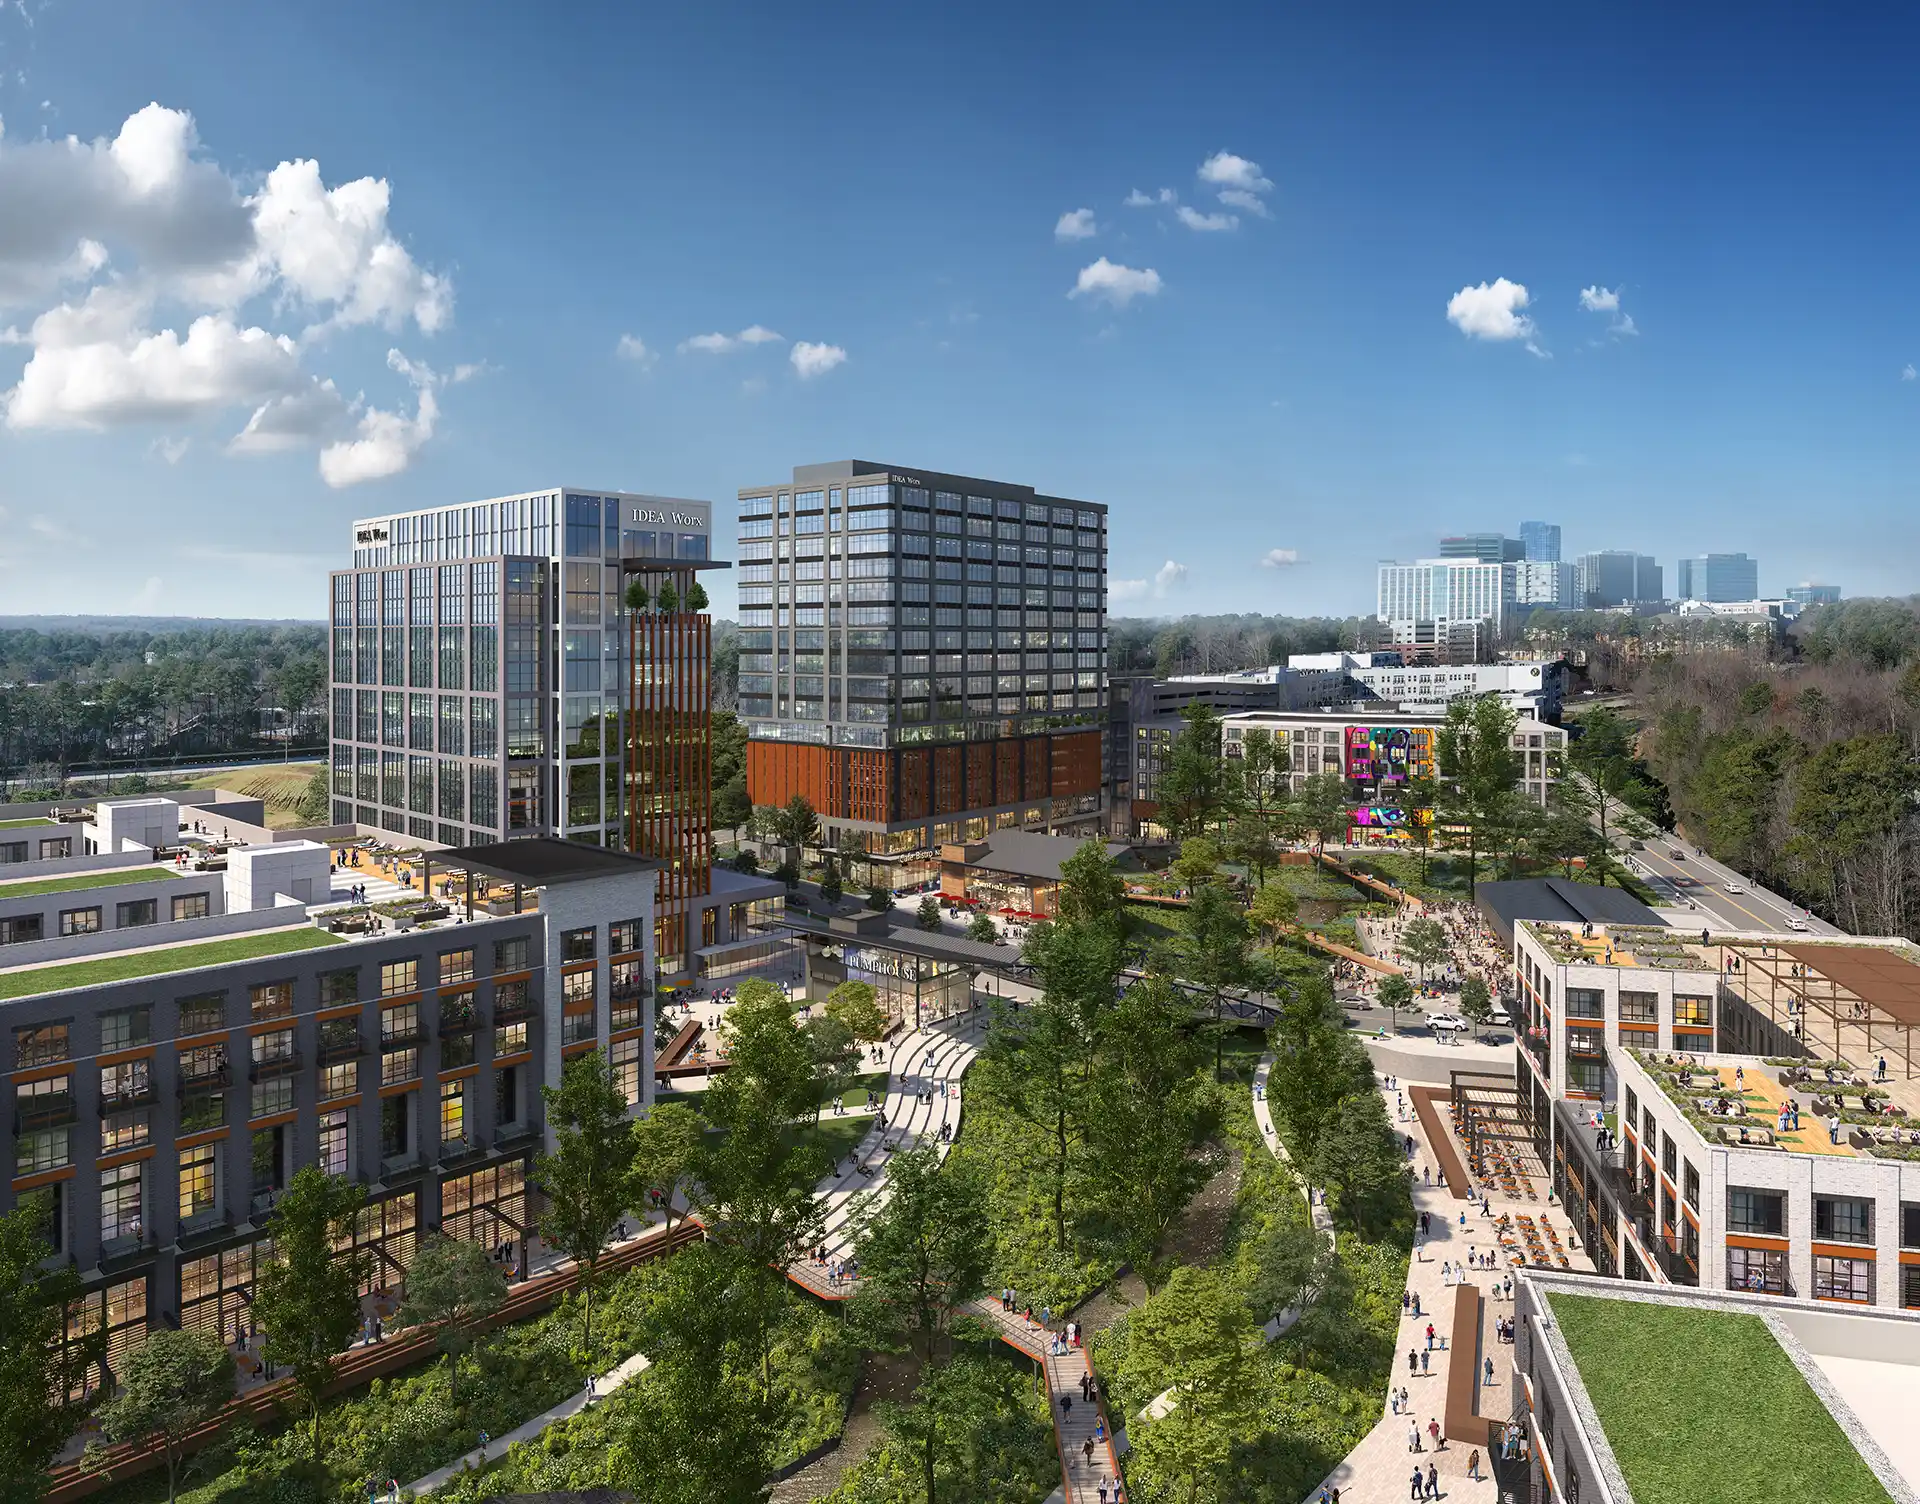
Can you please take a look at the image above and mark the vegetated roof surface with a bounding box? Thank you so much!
[0,925,342,999]
[0,867,183,899]
[1548,1293,1892,1504]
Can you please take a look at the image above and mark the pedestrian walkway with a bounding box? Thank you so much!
[969,1296,1121,1504]
[401,1349,653,1497]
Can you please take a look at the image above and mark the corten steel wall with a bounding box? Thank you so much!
[627,607,712,964]
[746,730,1102,828]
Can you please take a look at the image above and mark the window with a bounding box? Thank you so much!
[251,1125,287,1196]
[610,959,644,1030]
[59,906,102,936]
[250,1077,295,1119]
[381,1094,411,1158]
[251,1028,295,1068]
[496,1065,520,1126]
[609,919,644,955]
[1815,1195,1873,1244]
[100,1007,150,1052]
[1674,996,1712,1027]
[1904,1265,1920,1312]
[1728,1246,1789,1295]
[610,1035,642,1109]
[179,1143,218,1220]
[439,948,474,985]
[319,969,359,1007]
[101,1162,145,1241]
[381,959,420,996]
[382,1047,421,1087]
[15,1074,70,1122]
[561,927,595,962]
[0,913,43,945]
[180,1087,227,1134]
[1813,1255,1874,1304]
[1904,1203,1920,1250]
[494,1021,529,1058]
[319,1111,349,1177]
[171,893,210,922]
[495,978,531,1016]
[100,1058,151,1108]
[101,1110,150,1154]
[562,1012,596,1045]
[382,1002,420,1043]
[439,1080,466,1147]
[116,898,158,928]
[563,969,596,1009]
[179,1042,227,1085]
[14,1023,68,1067]
[1618,992,1658,1024]
[15,1126,70,1175]
[1565,988,1604,1019]
[250,982,293,1022]
[1683,1161,1700,1208]
[1661,1134,1677,1180]
[320,1062,358,1102]
[494,937,529,972]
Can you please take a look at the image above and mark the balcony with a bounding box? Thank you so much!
[380,1150,423,1180]
[438,1134,479,1165]
[440,1035,475,1071]
[99,1228,157,1265]
[492,996,536,1025]
[380,1023,428,1050]
[14,1093,75,1133]
[98,1081,157,1115]
[437,1004,478,1036]
[248,1050,302,1082]
[250,1187,284,1218]
[178,1206,231,1241]
[1519,1027,1552,1079]
[317,1028,365,1064]
[176,1062,230,1094]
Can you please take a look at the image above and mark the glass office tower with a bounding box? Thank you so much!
[736,461,1108,876]
[330,489,712,849]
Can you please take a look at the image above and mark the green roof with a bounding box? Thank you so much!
[0,816,57,829]
[0,867,184,900]
[1548,1293,1893,1504]
[0,926,343,1000]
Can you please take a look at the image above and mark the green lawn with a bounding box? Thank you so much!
[0,816,54,829]
[0,866,182,899]
[1549,1293,1893,1504]
[0,925,342,999]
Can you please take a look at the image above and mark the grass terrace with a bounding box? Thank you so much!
[0,866,183,899]
[1626,1048,1920,1159]
[1526,921,1713,971]
[0,924,341,999]
[0,815,58,828]
[1548,1292,1894,1504]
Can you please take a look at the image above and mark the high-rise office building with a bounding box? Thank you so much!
[1675,552,1760,602]
[1513,560,1577,611]
[1440,533,1525,564]
[332,489,713,853]
[1518,521,1561,562]
[1787,583,1841,606]
[1376,558,1515,658]
[737,461,1108,870]
[1573,551,1664,608]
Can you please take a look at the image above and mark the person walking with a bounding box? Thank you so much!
[1420,1350,1430,1374]
[1408,1348,1419,1375]
[1083,1435,1095,1467]
[1484,1356,1495,1386]
[1426,1462,1440,1499]
[1411,1467,1425,1500]
[1409,1421,1422,1453]
[1468,1448,1482,1481]
[1060,1393,1074,1419]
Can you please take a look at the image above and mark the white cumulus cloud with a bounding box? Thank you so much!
[1260,548,1302,568]
[0,100,459,485]
[316,348,438,488]
[615,333,656,367]
[1217,188,1271,218]
[1578,285,1620,313]
[1446,278,1536,342]
[1198,151,1272,195]
[678,324,784,355]
[1176,206,1237,233]
[1112,558,1190,602]
[1055,208,1097,241]
[1125,187,1177,207]
[1069,257,1163,308]
[790,341,847,380]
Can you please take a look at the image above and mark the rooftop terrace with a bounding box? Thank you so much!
[1523,921,1715,971]
[1547,1289,1895,1504]
[1628,1049,1920,1162]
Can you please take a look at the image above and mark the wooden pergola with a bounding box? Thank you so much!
[1732,942,1920,1080]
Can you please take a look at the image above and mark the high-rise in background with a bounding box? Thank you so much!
[1518,520,1562,562]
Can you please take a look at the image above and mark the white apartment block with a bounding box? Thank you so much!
[1511,920,1920,1312]
[1376,558,1515,639]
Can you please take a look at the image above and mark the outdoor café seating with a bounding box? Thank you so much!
[1717,1124,1777,1147]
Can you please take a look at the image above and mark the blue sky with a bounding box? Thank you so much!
[1,0,1917,621]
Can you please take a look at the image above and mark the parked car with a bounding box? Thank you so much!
[1723,880,1746,894]
[1426,1013,1468,1033]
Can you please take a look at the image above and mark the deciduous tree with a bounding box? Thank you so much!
[0,1197,100,1504]
[536,1049,640,1364]
[631,1100,705,1239]
[91,1329,235,1504]
[1121,1266,1261,1504]
[394,1234,508,1400]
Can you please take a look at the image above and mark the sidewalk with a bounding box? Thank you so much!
[400,1349,653,1497]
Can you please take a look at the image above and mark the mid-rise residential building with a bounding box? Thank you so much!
[1510,920,1920,1310]
[331,489,713,851]
[1788,583,1843,607]
[1518,519,1562,562]
[1514,559,1577,612]
[1440,533,1524,564]
[737,461,1108,866]
[1376,558,1516,654]
[1337,659,1564,721]
[1573,551,1664,608]
[2,809,670,1393]
[1676,552,1760,603]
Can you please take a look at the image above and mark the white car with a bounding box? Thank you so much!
[1426,1013,1468,1033]
[1784,916,1810,932]
[1723,880,1746,894]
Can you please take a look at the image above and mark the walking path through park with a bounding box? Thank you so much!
[402,1349,653,1496]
